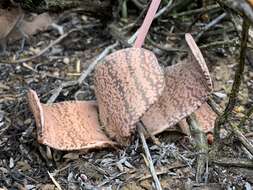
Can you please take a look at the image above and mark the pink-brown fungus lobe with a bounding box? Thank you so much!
[178,103,217,144]
[27,89,115,151]
[94,48,165,144]
[141,34,213,136]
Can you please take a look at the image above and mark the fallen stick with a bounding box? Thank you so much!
[78,42,119,85]
[213,157,253,168]
[186,113,208,183]
[214,17,250,140]
[137,122,162,190]
[1,29,79,64]
[47,42,119,103]
[230,123,253,156]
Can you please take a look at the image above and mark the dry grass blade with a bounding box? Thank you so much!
[47,171,62,190]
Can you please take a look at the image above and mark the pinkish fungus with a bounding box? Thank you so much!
[27,0,215,151]
[178,103,217,144]
[94,48,165,144]
[27,89,115,151]
[141,34,213,136]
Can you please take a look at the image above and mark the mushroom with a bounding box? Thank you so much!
[141,34,213,137]
[94,48,165,144]
[27,89,115,150]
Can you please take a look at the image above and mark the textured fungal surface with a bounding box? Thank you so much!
[94,48,165,144]
[141,34,213,136]
[193,103,217,134]
[27,89,44,142]
[27,90,115,151]
[178,103,217,134]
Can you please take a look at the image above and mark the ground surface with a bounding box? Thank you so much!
[0,2,253,190]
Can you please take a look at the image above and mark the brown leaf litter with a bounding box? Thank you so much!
[0,6,24,50]
[0,6,52,49]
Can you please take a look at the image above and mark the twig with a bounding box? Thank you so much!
[172,4,220,17]
[1,29,79,64]
[199,39,237,49]
[230,123,253,156]
[137,164,186,181]
[47,81,77,104]
[47,42,118,103]
[207,98,222,116]
[47,171,63,190]
[137,122,162,190]
[130,0,146,9]
[147,37,187,53]
[78,42,119,85]
[195,13,227,41]
[213,157,253,168]
[214,17,250,139]
[154,0,173,19]
[186,114,208,183]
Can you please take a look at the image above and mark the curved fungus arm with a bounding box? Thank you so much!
[141,34,213,137]
[27,89,116,151]
[134,0,161,48]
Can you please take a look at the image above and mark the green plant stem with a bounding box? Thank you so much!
[186,114,208,183]
[122,0,128,19]
[214,17,250,140]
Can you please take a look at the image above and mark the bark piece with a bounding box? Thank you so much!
[141,34,213,136]
[27,89,115,151]
[94,48,165,144]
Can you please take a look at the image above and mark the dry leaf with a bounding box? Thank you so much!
[9,13,53,42]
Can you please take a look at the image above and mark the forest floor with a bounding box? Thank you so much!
[0,1,253,190]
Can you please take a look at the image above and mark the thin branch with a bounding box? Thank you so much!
[230,123,253,156]
[172,4,220,17]
[213,157,253,168]
[1,29,79,64]
[214,17,250,139]
[78,42,119,85]
[195,13,227,41]
[186,114,208,183]
[137,122,162,190]
[47,42,118,103]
